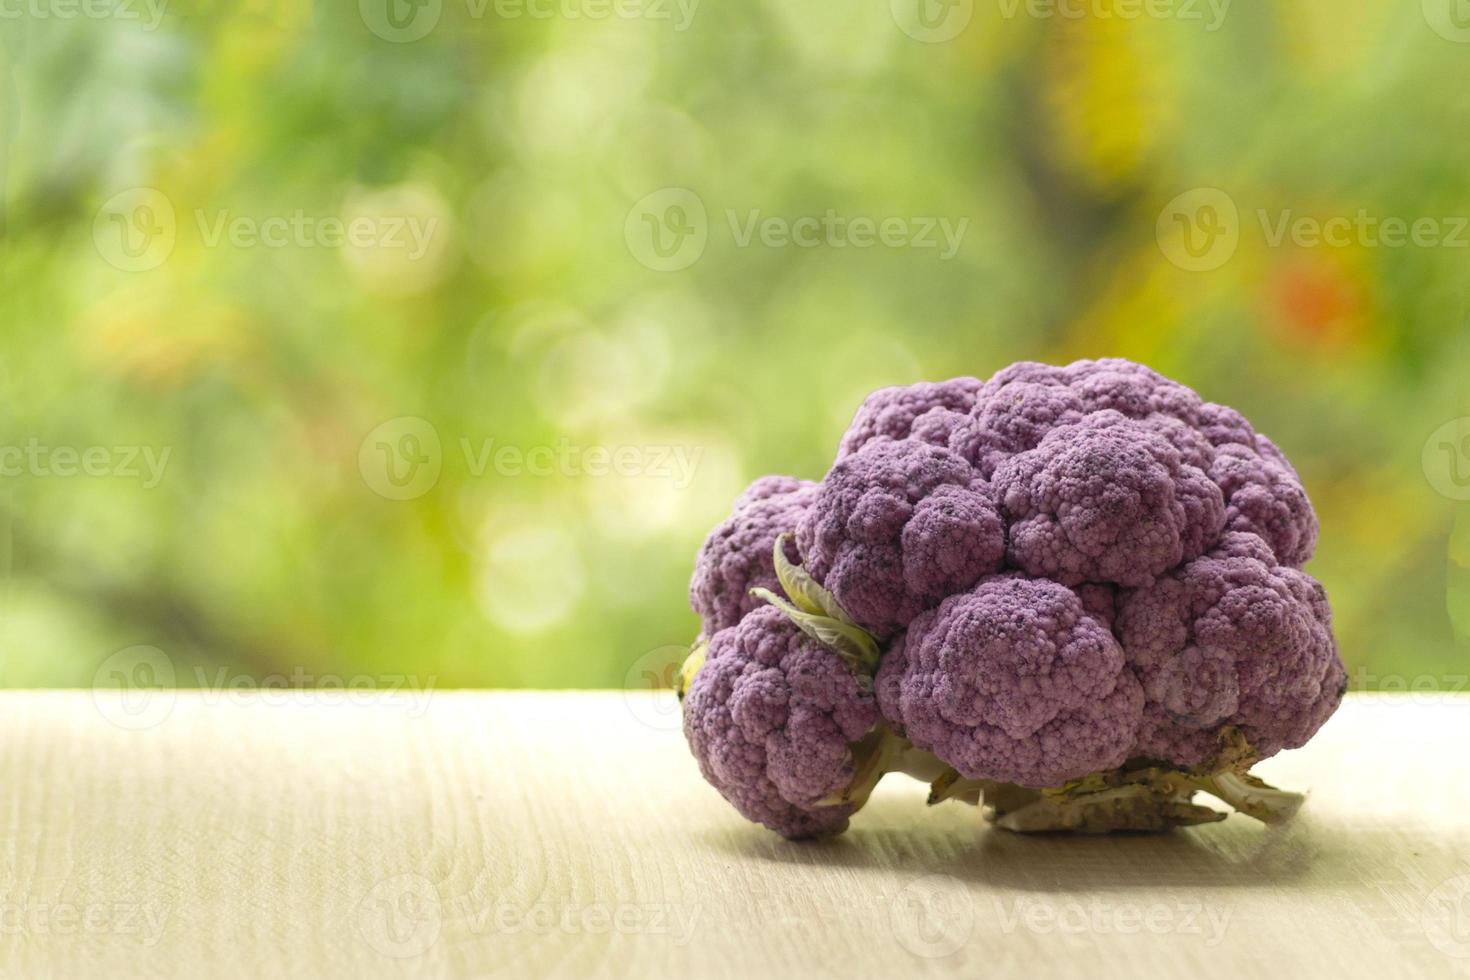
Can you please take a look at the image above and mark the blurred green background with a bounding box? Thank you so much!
[1,0,1467,691]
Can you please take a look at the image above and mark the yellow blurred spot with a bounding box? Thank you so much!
[76,285,255,389]
[1276,0,1395,78]
[340,182,456,298]
[1062,241,1205,363]
[1039,6,1177,199]
[582,430,742,541]
[513,36,654,161]
[1319,467,1435,560]
[477,520,586,635]
[525,320,671,431]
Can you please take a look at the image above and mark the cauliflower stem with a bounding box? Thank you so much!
[922,728,1305,833]
[812,724,1303,834]
[817,725,954,808]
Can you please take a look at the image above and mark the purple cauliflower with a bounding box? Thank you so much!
[682,358,1342,838]
[876,576,1144,788]
[1116,532,1346,768]
[993,411,1225,587]
[690,476,815,636]
[797,440,1005,640]
[681,606,881,839]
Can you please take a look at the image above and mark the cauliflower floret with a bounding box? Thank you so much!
[969,381,1085,474]
[896,407,1004,481]
[1210,437,1318,567]
[798,440,1005,639]
[1194,401,1257,449]
[1075,582,1119,628]
[1116,533,1346,768]
[836,377,985,459]
[981,360,1071,391]
[1062,357,1205,423]
[690,476,815,636]
[681,606,881,839]
[993,411,1226,587]
[875,576,1144,788]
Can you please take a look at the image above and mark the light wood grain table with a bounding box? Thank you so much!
[0,690,1466,978]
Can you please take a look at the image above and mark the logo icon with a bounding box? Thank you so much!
[92,645,177,731]
[1423,875,1470,959]
[359,0,442,42]
[356,873,442,959]
[1153,645,1236,731]
[359,417,443,501]
[622,645,690,731]
[93,188,176,272]
[1423,0,1470,42]
[890,0,973,43]
[1423,417,1470,500]
[624,188,708,272]
[891,874,973,958]
[1156,188,1240,272]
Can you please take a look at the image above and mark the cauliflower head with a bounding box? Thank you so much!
[681,358,1344,838]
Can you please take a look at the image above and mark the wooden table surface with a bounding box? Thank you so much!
[1,690,1466,978]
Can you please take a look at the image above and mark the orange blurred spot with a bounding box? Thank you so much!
[1265,254,1369,351]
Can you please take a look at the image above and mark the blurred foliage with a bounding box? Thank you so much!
[0,0,1467,690]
